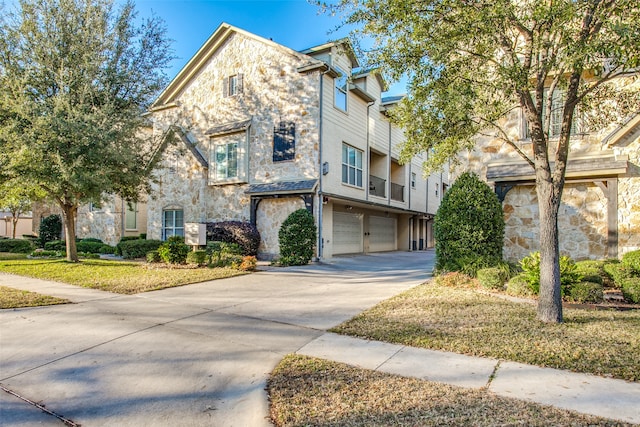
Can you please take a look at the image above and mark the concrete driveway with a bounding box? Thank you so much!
[0,251,434,426]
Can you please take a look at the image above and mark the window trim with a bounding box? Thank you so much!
[124,202,137,231]
[162,209,184,240]
[223,73,243,98]
[209,130,248,185]
[273,122,296,162]
[334,67,348,112]
[341,143,363,188]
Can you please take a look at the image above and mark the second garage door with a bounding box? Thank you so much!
[333,212,363,254]
[369,216,397,252]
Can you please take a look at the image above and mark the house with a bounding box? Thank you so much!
[455,80,640,262]
[134,23,447,260]
[0,211,33,239]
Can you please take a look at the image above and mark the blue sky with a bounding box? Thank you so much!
[134,0,406,94]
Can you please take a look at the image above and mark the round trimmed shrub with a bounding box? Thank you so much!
[506,274,534,297]
[568,281,604,304]
[621,277,640,304]
[622,249,640,274]
[434,172,504,273]
[158,236,190,264]
[574,260,605,285]
[119,239,162,259]
[0,238,34,253]
[146,250,162,263]
[278,209,317,266]
[206,221,261,256]
[603,261,632,289]
[477,267,508,290]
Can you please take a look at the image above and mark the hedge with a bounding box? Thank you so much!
[0,239,34,253]
[119,239,163,259]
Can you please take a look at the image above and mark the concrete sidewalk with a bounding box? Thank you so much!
[297,333,640,425]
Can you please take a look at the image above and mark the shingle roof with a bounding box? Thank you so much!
[245,179,318,195]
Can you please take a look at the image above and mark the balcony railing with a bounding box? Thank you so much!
[391,182,404,202]
[369,175,386,198]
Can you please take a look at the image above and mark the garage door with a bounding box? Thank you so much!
[333,212,363,254]
[369,216,397,252]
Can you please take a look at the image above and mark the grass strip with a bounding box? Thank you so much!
[0,259,246,294]
[330,280,640,382]
[268,354,630,427]
[0,285,70,309]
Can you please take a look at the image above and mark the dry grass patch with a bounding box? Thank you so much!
[268,354,629,427]
[0,259,246,294]
[0,252,28,261]
[0,285,69,309]
[331,278,640,382]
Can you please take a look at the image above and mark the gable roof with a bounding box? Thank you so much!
[602,113,640,147]
[299,39,360,69]
[152,23,314,108]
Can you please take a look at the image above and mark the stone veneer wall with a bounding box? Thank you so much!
[256,197,305,258]
[147,32,321,251]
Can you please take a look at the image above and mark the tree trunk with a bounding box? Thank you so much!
[60,203,79,262]
[11,216,18,239]
[536,180,563,323]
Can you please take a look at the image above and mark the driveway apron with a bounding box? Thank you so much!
[0,251,434,426]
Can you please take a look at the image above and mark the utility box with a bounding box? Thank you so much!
[185,223,207,246]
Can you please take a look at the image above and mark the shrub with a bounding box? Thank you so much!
[574,260,605,285]
[622,249,640,274]
[186,250,208,266]
[119,239,162,259]
[30,250,63,258]
[278,209,317,266]
[146,250,162,263]
[433,272,478,289]
[79,252,100,259]
[80,237,103,243]
[568,281,604,304]
[0,238,33,253]
[158,236,190,264]
[621,277,640,304]
[38,214,62,247]
[434,172,504,273]
[206,221,261,256]
[207,241,242,267]
[77,240,104,254]
[519,252,580,296]
[115,236,145,255]
[99,244,116,254]
[603,262,632,289]
[506,274,535,297]
[232,255,257,271]
[476,267,508,290]
[44,240,66,251]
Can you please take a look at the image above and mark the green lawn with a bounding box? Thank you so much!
[330,275,640,382]
[0,258,246,294]
[268,354,628,427]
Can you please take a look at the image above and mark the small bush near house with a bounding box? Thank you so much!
[38,214,62,247]
[622,249,640,274]
[158,236,190,264]
[278,209,317,267]
[574,260,605,285]
[519,252,581,296]
[476,267,508,290]
[115,235,146,255]
[433,172,505,274]
[186,250,208,266]
[506,274,535,297]
[603,261,632,289]
[99,244,116,254]
[119,239,162,259]
[207,241,243,267]
[206,221,261,256]
[146,250,162,263]
[621,277,640,304]
[0,238,34,253]
[232,255,257,271]
[567,281,604,304]
[433,272,479,289]
[44,240,65,251]
[30,250,64,258]
[77,240,104,254]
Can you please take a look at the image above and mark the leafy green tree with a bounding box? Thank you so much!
[0,181,45,238]
[328,0,640,323]
[434,172,504,274]
[0,0,173,261]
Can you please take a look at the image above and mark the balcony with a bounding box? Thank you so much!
[369,175,386,198]
[391,182,404,202]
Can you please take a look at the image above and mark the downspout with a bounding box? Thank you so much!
[365,100,375,201]
[388,121,392,206]
[317,69,328,260]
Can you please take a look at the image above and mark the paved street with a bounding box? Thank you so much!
[0,251,433,426]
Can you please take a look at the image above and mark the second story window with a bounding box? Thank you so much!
[209,131,247,185]
[334,67,348,112]
[342,143,363,187]
[411,172,417,189]
[273,122,296,162]
[223,73,243,97]
[522,89,582,139]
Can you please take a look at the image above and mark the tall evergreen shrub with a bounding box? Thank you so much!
[38,214,62,247]
[278,209,316,266]
[434,172,505,273]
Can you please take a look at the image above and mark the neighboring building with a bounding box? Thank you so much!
[141,23,447,259]
[0,211,33,239]
[456,80,640,262]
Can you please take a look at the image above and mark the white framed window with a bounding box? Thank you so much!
[209,132,247,184]
[162,209,184,240]
[334,67,348,112]
[411,172,417,189]
[125,203,137,230]
[224,74,243,97]
[342,143,363,187]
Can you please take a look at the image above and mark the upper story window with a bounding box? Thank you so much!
[334,67,348,112]
[411,172,417,189]
[342,143,363,187]
[223,73,243,97]
[209,131,247,185]
[273,122,296,162]
[522,90,582,139]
